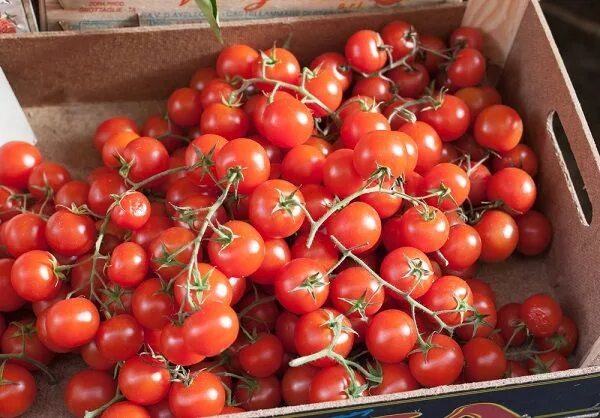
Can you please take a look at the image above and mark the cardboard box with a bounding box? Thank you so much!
[1,0,600,416]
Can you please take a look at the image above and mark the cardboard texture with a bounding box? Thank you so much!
[0,0,599,416]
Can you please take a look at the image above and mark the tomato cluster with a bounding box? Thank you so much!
[0,20,576,418]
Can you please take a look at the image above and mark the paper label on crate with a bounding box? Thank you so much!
[0,68,36,145]
[0,0,32,33]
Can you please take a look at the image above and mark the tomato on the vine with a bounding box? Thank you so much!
[366,309,417,363]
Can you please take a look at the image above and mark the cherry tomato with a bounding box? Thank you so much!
[353,131,409,179]
[515,209,552,256]
[183,301,239,357]
[199,79,236,109]
[381,20,416,59]
[474,104,523,152]
[422,163,470,210]
[370,362,420,396]
[262,98,314,148]
[295,308,354,368]
[473,210,518,263]
[275,311,299,354]
[388,64,430,98]
[455,86,502,124]
[207,220,265,278]
[323,149,367,198]
[169,371,225,417]
[463,337,507,382]
[167,88,203,127]
[88,171,127,216]
[366,309,417,363]
[252,47,300,89]
[46,210,96,257]
[216,44,259,79]
[123,137,170,184]
[398,121,443,174]
[281,145,325,185]
[239,333,284,377]
[0,363,36,418]
[305,69,344,117]
[27,162,71,200]
[414,34,446,74]
[148,227,195,280]
[421,275,473,326]
[10,250,61,302]
[235,375,281,410]
[101,131,140,169]
[142,114,186,154]
[101,402,149,418]
[190,67,216,92]
[497,303,527,347]
[132,277,175,329]
[527,351,570,374]
[249,179,305,239]
[107,242,149,288]
[456,292,497,340]
[520,293,562,338]
[535,315,578,357]
[1,319,55,370]
[64,369,116,418]
[380,246,435,299]
[55,180,90,209]
[215,138,270,194]
[447,48,486,88]
[310,52,353,91]
[100,284,135,316]
[352,76,392,103]
[132,215,173,250]
[330,267,384,317]
[184,134,228,190]
[487,167,536,214]
[281,364,318,406]
[327,202,381,254]
[359,178,403,219]
[396,205,449,253]
[3,213,48,257]
[200,102,249,140]
[119,355,171,405]
[173,263,232,310]
[450,26,484,50]
[0,142,43,190]
[81,339,116,371]
[492,143,538,177]
[464,278,495,302]
[408,333,464,387]
[340,111,390,150]
[45,298,99,350]
[505,360,529,378]
[110,191,151,230]
[250,238,291,285]
[418,94,470,142]
[345,30,387,73]
[274,258,330,315]
[94,117,139,152]
[160,322,205,366]
[438,224,482,270]
[96,314,144,361]
[309,365,366,403]
[463,161,491,205]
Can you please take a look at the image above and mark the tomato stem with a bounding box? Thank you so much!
[0,353,57,384]
[82,390,124,418]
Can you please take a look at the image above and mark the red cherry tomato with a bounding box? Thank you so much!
[420,275,473,326]
[473,210,518,263]
[330,266,385,317]
[216,44,259,79]
[323,149,367,198]
[0,141,43,190]
[183,301,239,357]
[327,202,381,254]
[274,258,330,315]
[463,337,507,382]
[64,369,117,418]
[474,104,523,152]
[345,30,387,73]
[418,94,470,142]
[492,143,539,177]
[167,88,203,127]
[310,52,353,91]
[309,365,367,403]
[396,205,449,253]
[380,246,435,299]
[169,371,225,417]
[239,333,284,377]
[281,364,319,406]
[96,313,144,361]
[497,302,527,347]
[118,355,171,405]
[438,224,482,270]
[520,293,562,338]
[535,315,578,356]
[408,333,464,387]
[486,167,536,214]
[366,309,417,363]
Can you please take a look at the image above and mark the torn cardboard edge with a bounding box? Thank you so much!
[0,68,37,145]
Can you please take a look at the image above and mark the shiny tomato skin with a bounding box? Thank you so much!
[497,303,527,347]
[274,258,330,315]
[396,205,450,253]
[81,339,116,371]
[474,104,523,152]
[55,180,90,209]
[326,202,381,254]
[132,277,175,329]
[408,333,464,387]
[380,246,435,299]
[295,308,354,368]
[345,30,387,73]
[353,131,409,179]
[107,242,149,288]
[239,333,284,378]
[250,238,291,285]
[473,210,518,263]
[173,263,232,311]
[200,103,249,140]
[398,121,443,174]
[96,314,144,361]
[110,191,151,231]
[64,369,117,418]
[87,171,128,216]
[418,95,470,142]
[3,213,48,258]
[492,143,539,177]
[0,363,36,418]
[456,292,497,340]
[167,88,203,127]
[438,224,482,270]
[366,309,417,363]
[486,167,536,214]
[309,365,366,403]
[329,266,384,317]
[122,137,170,185]
[207,220,265,278]
[463,337,507,382]
[520,293,562,338]
[323,149,367,198]
[214,138,271,194]
[0,141,43,190]
[262,98,314,148]
[148,227,195,280]
[251,47,300,88]
[515,209,552,256]
[369,362,420,395]
[1,319,55,370]
[281,364,319,406]
[281,144,325,186]
[159,322,205,366]
[216,44,259,79]
[422,163,471,210]
[421,275,474,326]
[10,250,61,302]
[118,355,171,405]
[340,111,390,150]
[45,297,100,349]
[310,52,353,91]
[381,20,416,59]
[183,301,239,357]
[94,117,139,152]
[169,371,225,417]
[446,48,486,88]
[45,210,96,256]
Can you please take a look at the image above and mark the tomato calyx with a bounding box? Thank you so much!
[337,290,375,320]
[273,187,303,216]
[403,256,433,289]
[293,272,329,302]
[528,354,556,375]
[456,308,492,340]
[364,360,384,387]
[210,223,239,251]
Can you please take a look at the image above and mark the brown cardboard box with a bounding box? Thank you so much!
[0,0,599,416]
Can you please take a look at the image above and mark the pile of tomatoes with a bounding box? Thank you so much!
[0,19,577,418]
